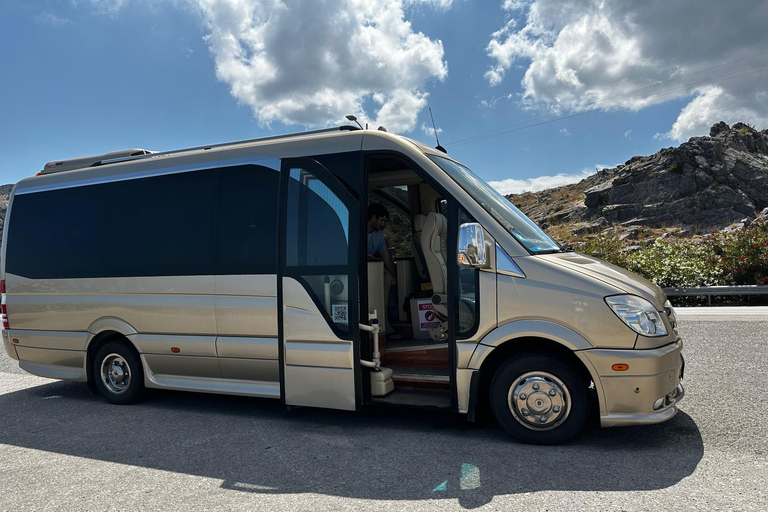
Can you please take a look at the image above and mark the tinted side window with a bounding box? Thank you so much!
[107,170,216,276]
[217,165,280,274]
[7,164,281,279]
[6,186,109,279]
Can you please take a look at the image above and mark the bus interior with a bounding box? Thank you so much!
[364,156,463,410]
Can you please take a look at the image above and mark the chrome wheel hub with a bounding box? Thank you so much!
[101,354,131,395]
[508,372,571,431]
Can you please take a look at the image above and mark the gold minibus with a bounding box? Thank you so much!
[1,126,684,444]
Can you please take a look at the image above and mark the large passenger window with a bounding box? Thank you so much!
[6,186,109,279]
[107,170,216,277]
[5,164,281,279]
[285,166,353,334]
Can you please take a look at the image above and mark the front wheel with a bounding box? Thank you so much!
[490,353,590,445]
[93,340,146,405]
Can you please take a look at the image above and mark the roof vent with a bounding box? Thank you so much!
[40,149,154,175]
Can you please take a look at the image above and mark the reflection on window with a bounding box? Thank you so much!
[429,156,560,254]
[457,208,479,337]
[285,167,351,333]
[286,168,349,267]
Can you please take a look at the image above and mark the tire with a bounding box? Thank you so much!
[93,340,146,405]
[490,353,590,445]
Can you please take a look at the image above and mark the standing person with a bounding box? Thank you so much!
[367,203,400,339]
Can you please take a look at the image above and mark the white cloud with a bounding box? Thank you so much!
[480,94,514,108]
[84,0,130,16]
[195,0,448,132]
[407,0,453,9]
[489,168,597,195]
[559,127,570,136]
[421,122,443,137]
[37,11,73,26]
[623,129,632,139]
[486,0,768,140]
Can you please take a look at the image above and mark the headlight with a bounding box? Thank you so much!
[605,295,668,337]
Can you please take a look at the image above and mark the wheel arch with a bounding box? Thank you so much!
[85,328,140,390]
[471,335,603,421]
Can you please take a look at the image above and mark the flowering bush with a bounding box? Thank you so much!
[623,239,722,288]
[575,221,768,290]
[704,221,768,285]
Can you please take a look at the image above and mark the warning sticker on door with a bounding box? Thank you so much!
[418,302,440,331]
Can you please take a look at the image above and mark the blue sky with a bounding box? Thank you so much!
[1,0,767,192]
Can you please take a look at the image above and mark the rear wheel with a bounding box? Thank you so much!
[93,340,145,405]
[490,353,590,445]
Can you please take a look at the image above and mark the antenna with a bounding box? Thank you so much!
[429,107,446,153]
[346,115,364,130]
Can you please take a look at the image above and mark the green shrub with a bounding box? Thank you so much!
[576,236,629,268]
[624,239,722,288]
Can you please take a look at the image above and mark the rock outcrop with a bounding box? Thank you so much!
[510,122,768,235]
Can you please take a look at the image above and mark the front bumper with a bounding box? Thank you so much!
[577,339,685,427]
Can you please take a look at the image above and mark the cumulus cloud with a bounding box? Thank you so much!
[489,167,600,195]
[486,0,768,140]
[195,0,448,132]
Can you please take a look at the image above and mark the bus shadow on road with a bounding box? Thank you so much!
[0,380,703,509]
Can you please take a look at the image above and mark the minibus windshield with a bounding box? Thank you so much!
[429,155,561,254]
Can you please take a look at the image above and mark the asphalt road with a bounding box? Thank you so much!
[1,309,766,511]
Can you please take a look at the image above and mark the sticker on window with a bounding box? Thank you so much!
[332,304,349,324]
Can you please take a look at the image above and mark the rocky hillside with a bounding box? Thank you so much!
[511,122,768,240]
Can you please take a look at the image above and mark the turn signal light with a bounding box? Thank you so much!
[171,347,180,353]
[1,280,8,330]
[612,363,629,371]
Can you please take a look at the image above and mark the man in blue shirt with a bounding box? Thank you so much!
[367,203,399,338]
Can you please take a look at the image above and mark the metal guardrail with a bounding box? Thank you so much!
[663,285,768,306]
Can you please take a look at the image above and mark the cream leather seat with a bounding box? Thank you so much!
[421,212,448,319]
[412,214,429,280]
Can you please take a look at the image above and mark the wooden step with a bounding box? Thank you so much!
[382,347,449,368]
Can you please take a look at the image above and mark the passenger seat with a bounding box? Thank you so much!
[421,212,448,320]
[412,214,429,280]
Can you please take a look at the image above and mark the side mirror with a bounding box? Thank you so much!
[458,223,491,269]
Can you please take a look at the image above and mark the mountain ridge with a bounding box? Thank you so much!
[509,122,768,241]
